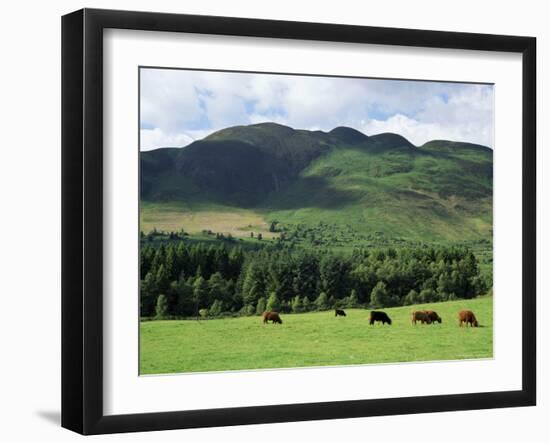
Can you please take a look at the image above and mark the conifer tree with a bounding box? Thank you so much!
[155,294,168,319]
[255,297,266,315]
[315,292,329,310]
[266,291,281,312]
[291,295,303,313]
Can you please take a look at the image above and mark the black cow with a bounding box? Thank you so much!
[369,311,392,325]
[335,309,347,317]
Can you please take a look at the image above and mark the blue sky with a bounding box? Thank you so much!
[140,68,494,151]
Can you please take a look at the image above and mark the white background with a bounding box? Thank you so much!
[0,0,547,441]
[104,30,522,415]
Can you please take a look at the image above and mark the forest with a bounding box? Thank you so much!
[140,234,491,319]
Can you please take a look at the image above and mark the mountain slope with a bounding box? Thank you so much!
[141,123,332,205]
[140,123,492,242]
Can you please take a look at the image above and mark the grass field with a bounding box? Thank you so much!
[140,201,279,239]
[140,296,492,375]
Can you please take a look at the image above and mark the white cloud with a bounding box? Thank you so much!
[362,111,493,148]
[362,115,444,146]
[140,128,218,151]
[140,128,194,151]
[140,68,494,150]
[140,70,202,134]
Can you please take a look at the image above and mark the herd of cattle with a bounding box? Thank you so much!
[262,309,480,327]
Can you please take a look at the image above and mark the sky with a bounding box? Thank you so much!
[140,68,494,151]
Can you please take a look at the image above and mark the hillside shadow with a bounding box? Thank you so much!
[252,175,364,210]
[157,174,364,211]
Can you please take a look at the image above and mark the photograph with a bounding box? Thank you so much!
[0,0,544,439]
[138,67,494,375]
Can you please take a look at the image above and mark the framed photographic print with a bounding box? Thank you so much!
[62,8,536,435]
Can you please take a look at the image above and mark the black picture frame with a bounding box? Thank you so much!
[62,8,536,435]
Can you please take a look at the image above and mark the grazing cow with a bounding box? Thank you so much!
[411,310,432,325]
[369,311,392,325]
[263,311,283,324]
[424,310,442,324]
[458,310,479,327]
[335,309,347,317]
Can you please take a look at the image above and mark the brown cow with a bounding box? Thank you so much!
[425,310,442,324]
[411,310,432,325]
[458,310,478,327]
[263,311,283,324]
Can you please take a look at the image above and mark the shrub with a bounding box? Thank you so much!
[242,304,255,316]
[404,289,419,306]
[291,295,303,313]
[348,289,359,307]
[266,291,281,312]
[315,292,329,310]
[471,275,488,297]
[302,296,312,312]
[155,294,169,319]
[255,297,266,315]
[419,288,437,303]
[209,299,223,317]
[370,281,390,307]
[198,308,209,318]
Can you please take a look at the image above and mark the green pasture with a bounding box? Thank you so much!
[140,296,492,375]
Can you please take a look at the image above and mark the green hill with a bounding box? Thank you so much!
[140,122,492,244]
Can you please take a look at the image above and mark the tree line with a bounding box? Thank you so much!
[140,240,491,319]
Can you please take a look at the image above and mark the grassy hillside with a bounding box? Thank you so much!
[262,144,491,242]
[140,123,492,244]
[140,296,492,374]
